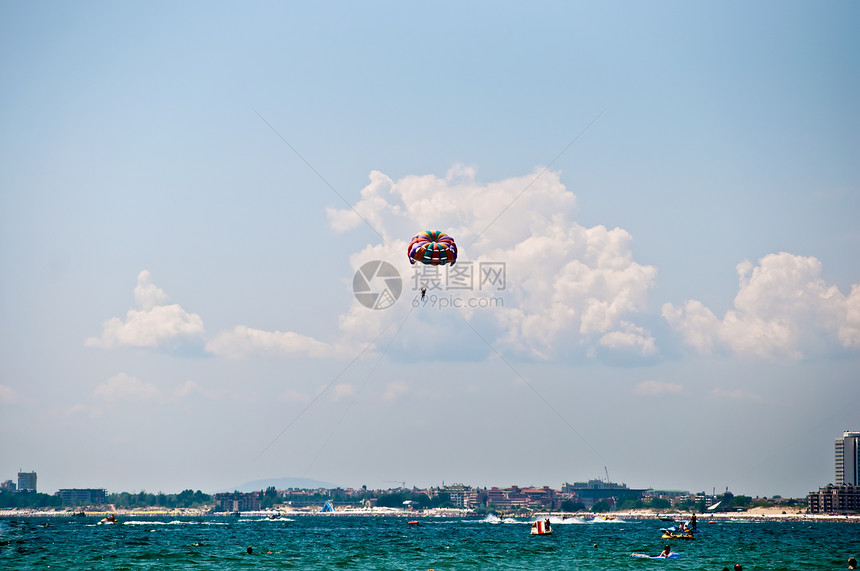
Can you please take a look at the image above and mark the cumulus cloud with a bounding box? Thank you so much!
[93,372,160,403]
[86,271,204,351]
[633,380,683,396]
[88,270,339,360]
[663,252,860,359]
[329,166,658,361]
[205,326,334,359]
[86,165,660,364]
[600,322,657,355]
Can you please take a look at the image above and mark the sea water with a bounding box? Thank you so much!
[1,515,858,570]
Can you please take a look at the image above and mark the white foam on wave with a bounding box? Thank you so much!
[475,515,528,524]
[123,520,203,526]
[547,516,588,524]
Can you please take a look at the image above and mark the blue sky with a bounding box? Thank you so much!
[1,1,858,498]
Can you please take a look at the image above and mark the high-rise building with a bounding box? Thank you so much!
[17,471,37,492]
[835,431,860,485]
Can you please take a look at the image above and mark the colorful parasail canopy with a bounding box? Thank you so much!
[407,230,457,266]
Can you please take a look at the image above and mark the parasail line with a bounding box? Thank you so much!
[254,108,386,243]
[458,313,607,465]
[467,109,605,249]
[301,304,417,478]
[255,322,394,461]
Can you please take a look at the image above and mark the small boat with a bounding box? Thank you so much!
[73,510,86,517]
[662,533,694,540]
[407,520,420,526]
[530,518,552,535]
[98,514,117,525]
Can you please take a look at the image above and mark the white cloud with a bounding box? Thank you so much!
[600,321,657,356]
[86,166,661,364]
[89,270,339,361]
[205,326,334,359]
[633,380,683,396]
[663,252,860,359]
[134,269,169,310]
[329,166,658,361]
[0,384,20,404]
[86,271,204,350]
[841,284,860,347]
[93,372,160,403]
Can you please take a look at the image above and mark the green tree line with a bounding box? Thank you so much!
[0,489,211,509]
[108,489,211,508]
[0,490,62,509]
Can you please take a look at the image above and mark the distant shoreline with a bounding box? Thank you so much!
[2,506,858,522]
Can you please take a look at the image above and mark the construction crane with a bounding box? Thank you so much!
[384,480,406,489]
[604,467,611,484]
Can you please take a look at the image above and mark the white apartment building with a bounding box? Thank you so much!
[835,431,860,485]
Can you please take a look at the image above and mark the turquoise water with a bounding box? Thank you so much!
[1,515,858,569]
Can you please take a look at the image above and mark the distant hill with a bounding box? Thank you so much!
[219,477,339,493]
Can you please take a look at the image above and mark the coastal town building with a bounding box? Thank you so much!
[442,484,477,508]
[835,431,860,485]
[17,471,36,493]
[643,489,689,507]
[561,479,645,509]
[56,488,107,505]
[485,486,531,510]
[214,492,261,512]
[480,485,562,510]
[807,484,860,514]
[1,480,15,492]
